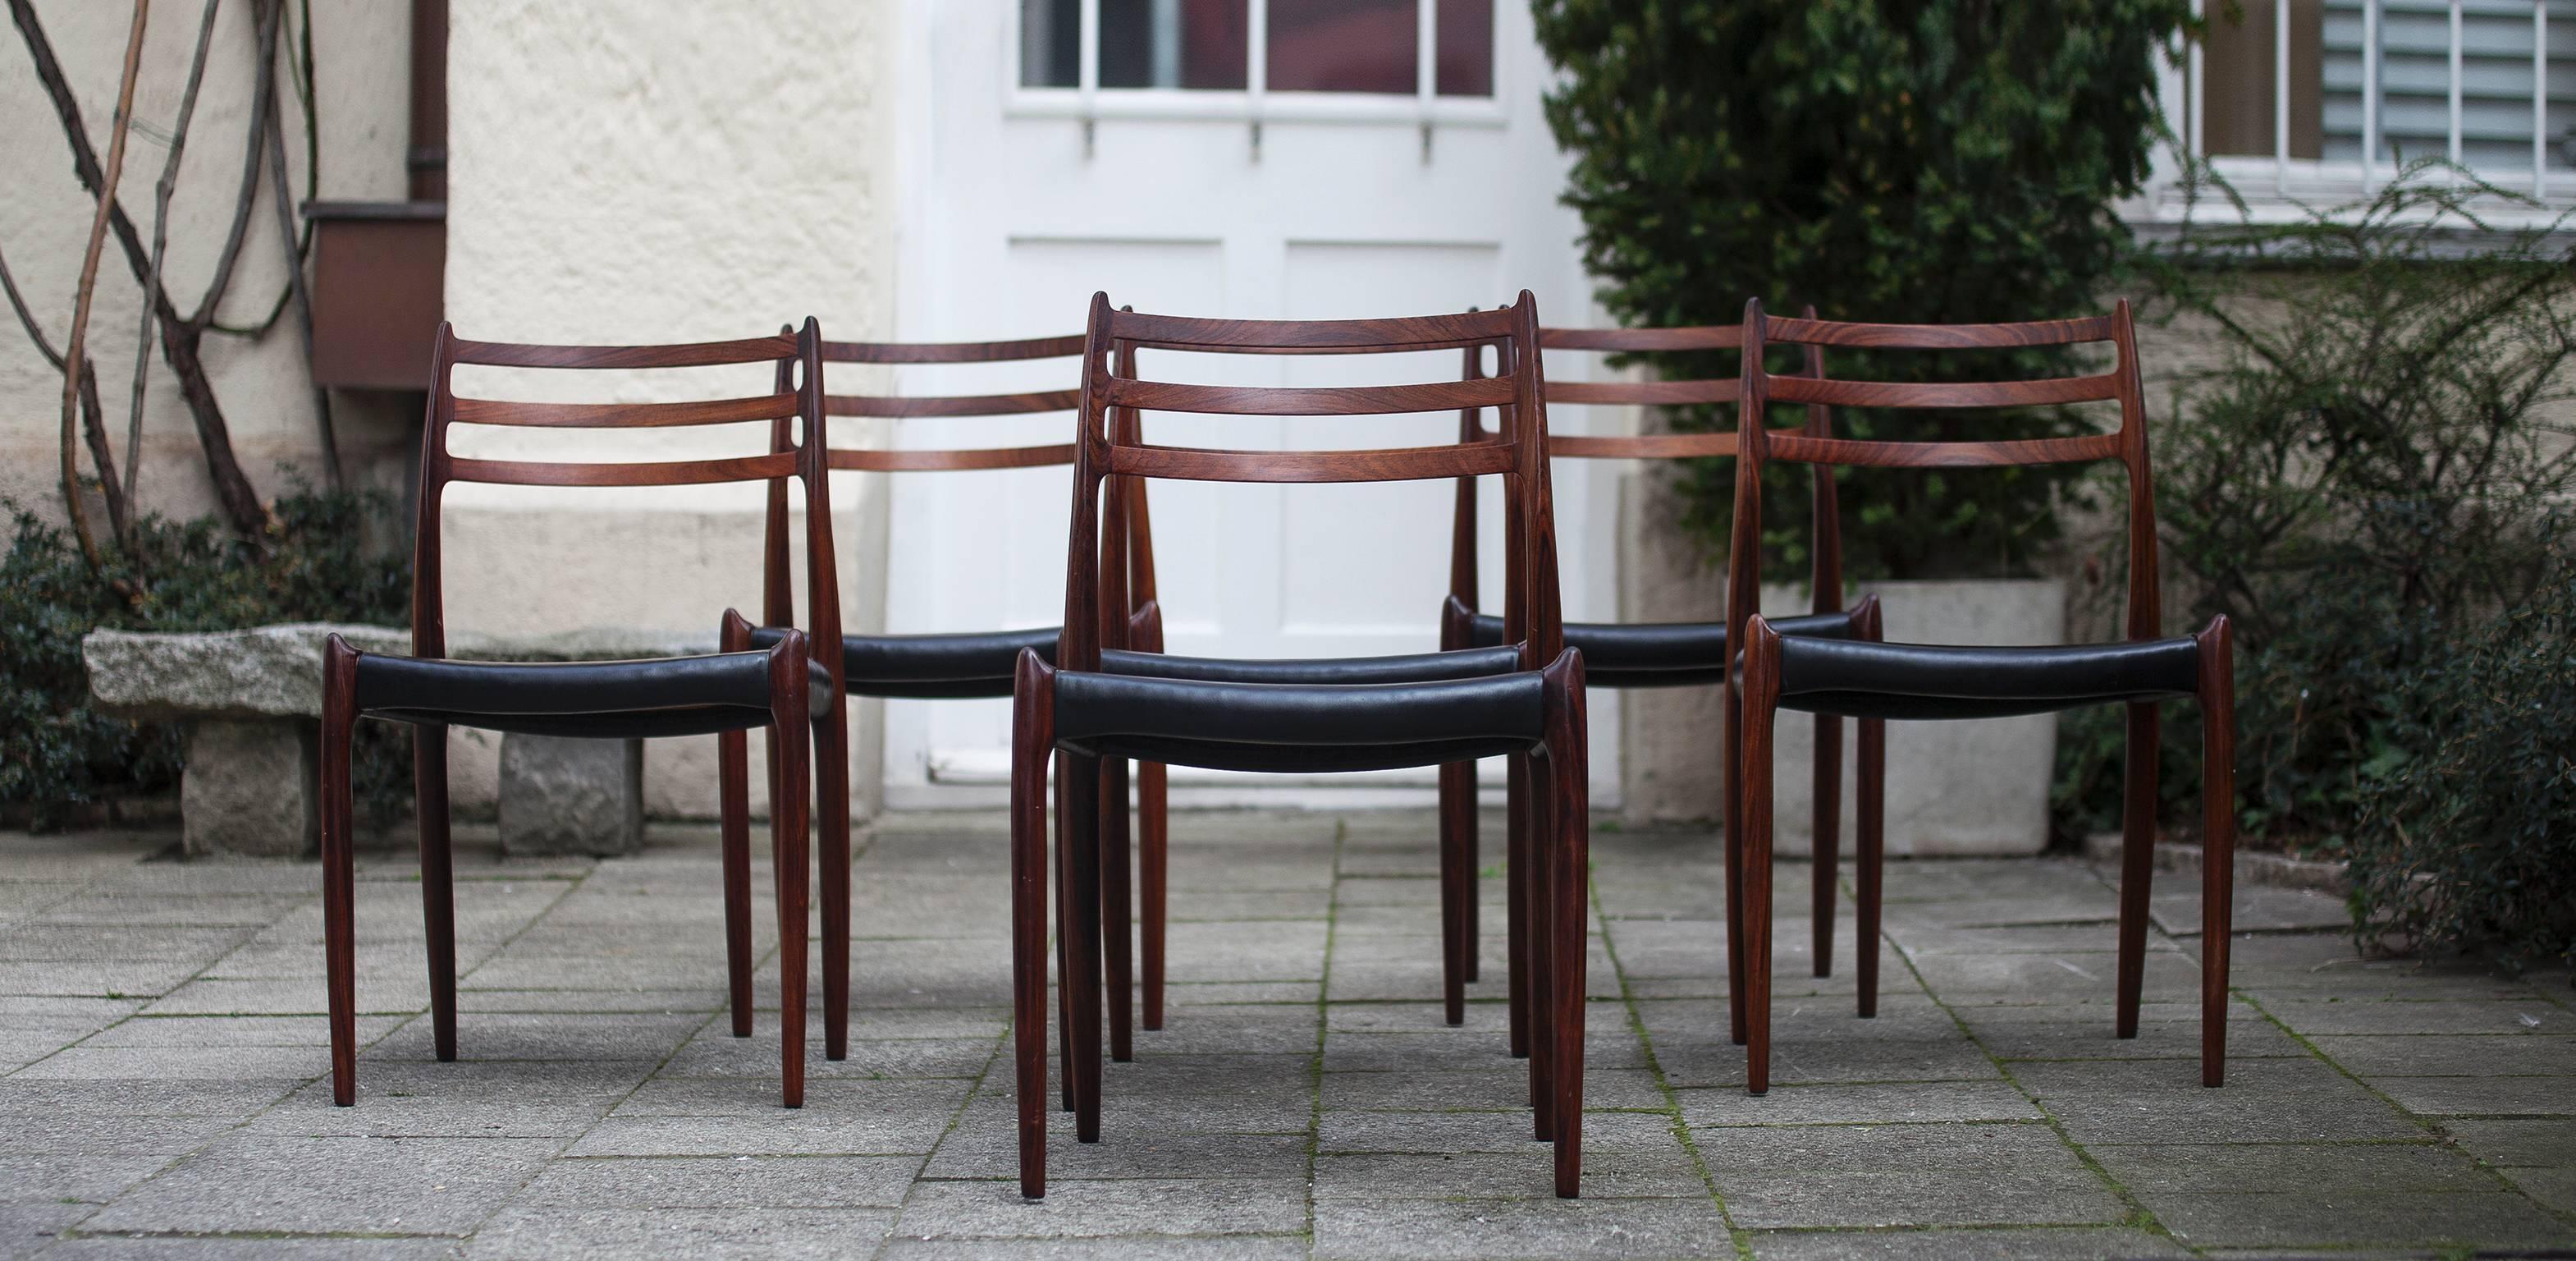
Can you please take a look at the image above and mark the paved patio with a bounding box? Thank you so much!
[2,810,2571,1259]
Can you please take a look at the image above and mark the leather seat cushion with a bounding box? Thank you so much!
[355,651,835,738]
[750,626,1059,699]
[1457,602,1854,688]
[1051,668,1548,773]
[1751,635,2202,720]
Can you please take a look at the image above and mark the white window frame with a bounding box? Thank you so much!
[1002,0,1509,132]
[2128,0,2574,232]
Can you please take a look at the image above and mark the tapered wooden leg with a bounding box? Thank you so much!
[2199,617,2235,1087]
[1856,716,1887,1019]
[1139,759,1168,1032]
[770,635,812,1110]
[1811,713,1842,979]
[1740,621,1781,1095]
[1100,757,1133,1062]
[2115,702,2160,1039]
[816,703,852,1062]
[1054,773,1075,1112]
[1010,653,1055,1198]
[1723,679,1747,1047]
[1505,754,1531,1060]
[1439,760,1472,1025]
[1064,753,1105,1143]
[1543,655,1590,1199]
[416,724,456,1063]
[321,637,359,1106]
[719,613,755,1038]
[1526,754,1557,1142]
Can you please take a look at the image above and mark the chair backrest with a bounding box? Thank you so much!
[1447,319,1841,617]
[1734,298,2156,641]
[414,320,837,667]
[1061,292,1560,674]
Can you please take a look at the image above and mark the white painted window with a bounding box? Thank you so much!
[2134,0,2574,227]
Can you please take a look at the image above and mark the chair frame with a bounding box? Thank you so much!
[1431,315,1888,1039]
[719,332,1164,1066]
[1009,292,1593,1200]
[320,320,840,1110]
[1728,299,2236,1094]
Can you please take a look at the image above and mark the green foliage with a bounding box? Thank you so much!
[2052,168,2576,967]
[2348,566,2576,970]
[0,485,413,830]
[1530,0,2188,577]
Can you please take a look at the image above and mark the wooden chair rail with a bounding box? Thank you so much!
[1111,308,1514,354]
[446,333,800,369]
[832,444,1076,473]
[1105,439,1518,484]
[1766,373,2121,410]
[1549,378,1737,406]
[1102,376,1519,417]
[825,389,1080,419]
[448,393,798,429]
[1540,325,1745,352]
[443,451,801,488]
[1764,432,2123,470]
[823,333,1087,364]
[1763,314,2118,350]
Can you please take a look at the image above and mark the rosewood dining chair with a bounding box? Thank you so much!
[1728,299,2236,1094]
[1009,292,1593,1200]
[1426,314,1887,1040]
[717,332,1164,1069]
[318,320,843,1110]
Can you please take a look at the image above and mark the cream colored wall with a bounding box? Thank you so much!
[441,0,898,819]
[0,0,416,528]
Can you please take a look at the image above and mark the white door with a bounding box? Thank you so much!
[881,0,1618,807]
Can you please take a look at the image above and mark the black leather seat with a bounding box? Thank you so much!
[1745,635,2203,721]
[1052,669,1549,774]
[1453,595,1854,688]
[750,624,1529,699]
[355,651,836,740]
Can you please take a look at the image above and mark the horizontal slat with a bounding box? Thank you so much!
[830,445,1075,472]
[1104,375,1519,415]
[449,393,796,429]
[1550,432,1741,459]
[448,334,798,369]
[1111,309,1515,354]
[826,390,1079,418]
[1766,374,2121,409]
[444,451,799,487]
[823,334,1087,364]
[1550,378,1736,406]
[1764,432,2123,469]
[1542,325,1742,351]
[1764,315,2117,350]
[1105,442,1518,483]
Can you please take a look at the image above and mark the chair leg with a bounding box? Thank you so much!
[1063,753,1105,1144]
[2115,702,2161,1039]
[1739,624,1782,1096]
[1100,757,1133,1062]
[1524,754,1557,1143]
[1010,655,1055,1199]
[1723,681,1747,1047]
[769,640,813,1110]
[1856,716,1887,1019]
[1438,760,1472,1026]
[1542,658,1590,1200]
[1811,713,1842,979]
[1505,754,1531,1061]
[1139,759,1168,1033]
[719,611,755,1038]
[321,638,359,1106]
[416,724,457,1063]
[1054,773,1075,1113]
[2199,617,2236,1087]
[816,703,853,1062]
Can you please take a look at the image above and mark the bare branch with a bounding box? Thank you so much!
[188,0,274,330]
[0,236,66,369]
[59,0,151,572]
[259,0,336,487]
[128,0,226,535]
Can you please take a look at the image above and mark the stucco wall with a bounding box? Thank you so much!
[0,0,416,528]
[441,0,897,819]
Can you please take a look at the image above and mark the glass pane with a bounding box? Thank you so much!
[1434,0,1490,97]
[1103,0,1250,89]
[1268,0,1417,94]
[1022,0,1078,87]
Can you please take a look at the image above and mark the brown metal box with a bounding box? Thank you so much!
[304,200,445,391]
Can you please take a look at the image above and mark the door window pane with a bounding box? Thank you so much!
[1023,0,1078,87]
[1434,0,1491,97]
[1103,0,1251,89]
[1268,0,1416,94]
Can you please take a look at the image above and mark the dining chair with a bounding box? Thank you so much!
[1428,314,1887,1040]
[1728,299,2236,1094]
[319,320,842,1110]
[717,331,1164,1067]
[1008,292,1594,1199]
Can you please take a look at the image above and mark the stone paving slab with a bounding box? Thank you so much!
[4,814,2574,1259]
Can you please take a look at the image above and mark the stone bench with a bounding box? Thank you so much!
[82,623,711,859]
